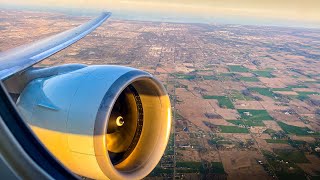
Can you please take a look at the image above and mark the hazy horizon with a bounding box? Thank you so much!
[1,1,320,28]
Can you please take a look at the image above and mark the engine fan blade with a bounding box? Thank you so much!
[106,85,143,164]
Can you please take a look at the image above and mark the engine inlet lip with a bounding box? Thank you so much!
[93,68,170,180]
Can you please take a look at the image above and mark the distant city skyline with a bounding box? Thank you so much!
[1,0,320,28]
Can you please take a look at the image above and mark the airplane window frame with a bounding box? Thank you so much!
[0,81,78,179]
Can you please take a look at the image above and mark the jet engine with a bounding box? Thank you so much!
[15,65,171,179]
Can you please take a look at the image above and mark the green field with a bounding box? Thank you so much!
[217,73,235,80]
[149,166,173,176]
[218,73,235,77]
[228,65,250,72]
[208,139,218,145]
[229,119,265,126]
[227,120,246,126]
[238,109,273,121]
[297,91,320,96]
[265,139,289,144]
[176,162,202,173]
[202,95,235,109]
[277,122,314,136]
[253,70,275,78]
[270,84,311,99]
[164,134,174,155]
[271,87,293,91]
[174,73,196,80]
[219,125,249,133]
[287,91,320,101]
[208,162,225,174]
[262,150,307,179]
[288,140,307,149]
[176,161,202,169]
[176,161,226,174]
[239,76,260,82]
[208,135,232,146]
[248,87,275,98]
[263,128,276,134]
[217,140,233,145]
[272,88,319,101]
[274,149,310,163]
[291,95,309,101]
[243,119,266,126]
[303,80,318,83]
[230,90,254,101]
[202,75,218,80]
[237,109,273,126]
[287,85,309,89]
[270,88,317,101]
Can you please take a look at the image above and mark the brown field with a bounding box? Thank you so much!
[215,66,230,73]
[201,140,223,162]
[263,121,283,131]
[244,64,258,71]
[249,126,268,134]
[176,88,213,131]
[310,95,320,100]
[155,67,169,74]
[196,70,214,76]
[242,81,265,87]
[274,91,299,95]
[196,81,227,96]
[175,65,194,73]
[269,111,305,127]
[259,78,287,88]
[237,72,255,77]
[201,80,230,95]
[268,143,295,150]
[290,99,316,115]
[277,77,300,85]
[256,138,295,152]
[298,155,320,176]
[260,101,290,111]
[176,149,201,162]
[219,151,271,180]
[219,133,253,140]
[254,133,272,139]
[254,94,275,102]
[293,88,320,92]
[289,135,316,143]
[207,118,235,126]
[200,150,222,162]
[255,140,273,152]
[215,108,240,120]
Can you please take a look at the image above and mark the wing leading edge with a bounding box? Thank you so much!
[0,12,111,80]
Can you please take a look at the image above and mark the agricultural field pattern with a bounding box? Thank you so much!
[1,10,320,180]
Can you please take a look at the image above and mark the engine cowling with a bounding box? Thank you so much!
[16,65,171,179]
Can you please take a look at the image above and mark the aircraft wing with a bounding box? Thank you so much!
[0,12,111,80]
[0,11,171,180]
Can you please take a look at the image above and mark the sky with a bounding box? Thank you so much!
[1,0,320,28]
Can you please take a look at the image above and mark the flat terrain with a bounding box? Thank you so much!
[1,10,320,180]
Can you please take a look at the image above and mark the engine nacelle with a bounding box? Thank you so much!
[16,65,171,179]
